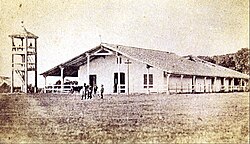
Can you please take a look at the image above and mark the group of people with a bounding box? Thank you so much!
[81,83,104,100]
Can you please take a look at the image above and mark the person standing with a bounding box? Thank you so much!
[83,83,88,99]
[80,86,84,100]
[88,85,93,99]
[100,84,104,99]
[93,84,98,96]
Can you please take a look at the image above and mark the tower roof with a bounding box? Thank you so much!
[9,26,38,39]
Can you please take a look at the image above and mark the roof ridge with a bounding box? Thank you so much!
[104,43,174,55]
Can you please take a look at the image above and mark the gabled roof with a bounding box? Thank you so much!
[41,43,249,79]
[40,45,101,76]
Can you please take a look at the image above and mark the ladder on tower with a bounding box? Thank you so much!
[15,70,25,83]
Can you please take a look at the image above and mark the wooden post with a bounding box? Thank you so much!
[166,74,171,95]
[116,53,120,94]
[146,65,150,94]
[127,60,129,95]
[24,37,28,93]
[11,55,14,93]
[213,77,217,92]
[243,79,247,92]
[86,53,90,85]
[244,79,247,91]
[240,79,243,91]
[44,75,47,93]
[34,38,38,93]
[223,77,226,92]
[180,75,184,93]
[176,83,177,93]
[231,78,234,92]
[11,37,14,93]
[204,77,207,93]
[192,76,196,93]
[60,66,64,93]
[11,68,14,93]
[125,59,132,95]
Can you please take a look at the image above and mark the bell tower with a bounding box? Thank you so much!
[9,23,38,93]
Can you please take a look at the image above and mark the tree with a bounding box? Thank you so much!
[199,48,249,74]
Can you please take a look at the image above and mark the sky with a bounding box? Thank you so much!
[0,0,249,87]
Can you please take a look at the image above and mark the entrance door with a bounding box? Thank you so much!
[114,72,125,93]
[89,75,97,87]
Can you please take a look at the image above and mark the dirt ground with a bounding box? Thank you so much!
[0,92,249,143]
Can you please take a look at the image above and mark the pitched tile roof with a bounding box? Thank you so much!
[103,43,248,78]
[41,43,249,79]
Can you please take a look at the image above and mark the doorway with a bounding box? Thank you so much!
[89,75,97,87]
[114,72,125,93]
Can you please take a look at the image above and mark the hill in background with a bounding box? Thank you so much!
[198,48,249,75]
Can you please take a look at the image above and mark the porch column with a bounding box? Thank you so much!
[243,79,247,92]
[43,75,47,93]
[166,74,171,95]
[223,78,226,91]
[125,59,132,95]
[60,66,64,93]
[231,78,234,92]
[11,65,14,93]
[11,69,14,93]
[213,77,217,92]
[146,65,150,94]
[86,53,90,85]
[240,79,243,91]
[34,38,38,93]
[192,76,196,93]
[117,54,120,94]
[204,77,207,93]
[11,44,14,93]
[180,75,184,93]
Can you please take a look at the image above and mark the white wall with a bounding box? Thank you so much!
[128,58,164,94]
[77,54,236,94]
[196,77,205,92]
[78,55,164,94]
[167,76,192,93]
[224,79,229,92]
[215,78,222,92]
[167,76,214,93]
[205,78,212,92]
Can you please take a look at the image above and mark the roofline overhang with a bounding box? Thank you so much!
[40,43,250,80]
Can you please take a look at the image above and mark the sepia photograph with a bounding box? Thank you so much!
[0,0,249,143]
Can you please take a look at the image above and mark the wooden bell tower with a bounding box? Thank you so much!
[9,24,38,93]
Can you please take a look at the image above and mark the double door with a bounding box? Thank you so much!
[114,72,125,93]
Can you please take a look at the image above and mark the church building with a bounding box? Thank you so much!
[41,43,249,94]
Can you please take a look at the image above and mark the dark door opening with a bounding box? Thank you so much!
[114,72,125,93]
[211,78,215,92]
[89,75,97,87]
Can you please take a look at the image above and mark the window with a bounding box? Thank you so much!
[116,57,122,64]
[143,74,153,88]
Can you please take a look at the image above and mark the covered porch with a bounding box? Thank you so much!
[41,45,128,94]
[162,72,249,94]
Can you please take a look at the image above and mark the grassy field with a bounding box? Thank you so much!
[0,92,249,143]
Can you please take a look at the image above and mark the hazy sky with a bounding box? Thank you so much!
[0,0,249,87]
